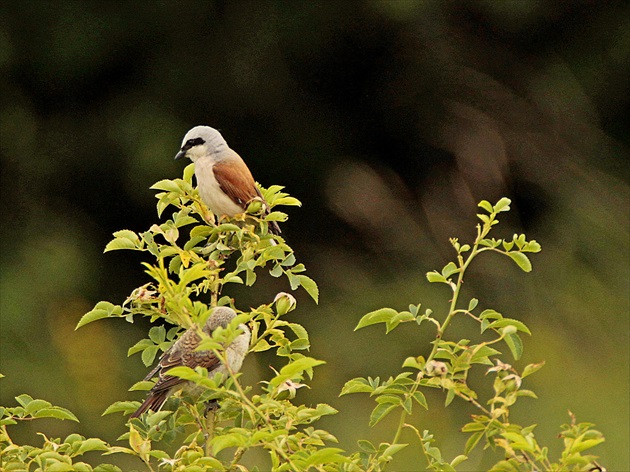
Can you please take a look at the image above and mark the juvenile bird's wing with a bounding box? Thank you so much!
[149,329,222,394]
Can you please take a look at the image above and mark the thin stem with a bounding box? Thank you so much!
[392,409,408,445]
[427,219,495,363]
[455,391,491,415]
[204,409,215,457]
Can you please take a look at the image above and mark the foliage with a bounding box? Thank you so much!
[341,198,605,471]
[0,181,606,470]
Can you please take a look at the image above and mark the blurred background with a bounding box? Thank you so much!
[1,1,628,470]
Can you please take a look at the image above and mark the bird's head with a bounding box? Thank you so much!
[204,306,237,332]
[175,125,228,162]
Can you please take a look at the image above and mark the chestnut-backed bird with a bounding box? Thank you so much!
[130,307,250,418]
[175,126,281,235]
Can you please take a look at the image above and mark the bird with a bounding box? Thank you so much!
[175,125,281,235]
[130,306,251,418]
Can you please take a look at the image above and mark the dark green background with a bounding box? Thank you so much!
[1,1,628,470]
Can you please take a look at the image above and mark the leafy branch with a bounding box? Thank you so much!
[342,198,605,471]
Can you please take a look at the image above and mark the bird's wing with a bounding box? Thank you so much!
[213,152,281,235]
[212,154,261,209]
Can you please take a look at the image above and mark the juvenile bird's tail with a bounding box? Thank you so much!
[130,391,169,418]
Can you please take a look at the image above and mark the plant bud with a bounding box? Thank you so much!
[274,292,297,315]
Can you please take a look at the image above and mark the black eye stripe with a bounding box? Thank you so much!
[181,137,206,151]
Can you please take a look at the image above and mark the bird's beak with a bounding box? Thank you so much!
[174,150,187,160]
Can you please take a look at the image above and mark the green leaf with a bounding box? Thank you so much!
[358,440,377,453]
[493,198,511,213]
[568,437,605,453]
[479,309,503,333]
[468,298,478,311]
[105,230,141,252]
[104,238,139,252]
[376,395,402,405]
[523,240,542,253]
[380,443,408,461]
[386,311,415,333]
[444,388,455,407]
[128,339,154,357]
[25,399,52,414]
[148,326,166,344]
[340,378,374,395]
[211,432,247,455]
[150,179,182,193]
[470,345,502,364]
[507,252,532,272]
[451,455,468,467]
[269,357,325,388]
[77,438,109,455]
[128,381,155,392]
[141,345,160,367]
[489,460,522,472]
[521,361,545,378]
[302,447,348,466]
[478,200,494,213]
[441,262,459,278]
[179,263,212,287]
[296,275,319,303]
[412,391,428,409]
[265,211,288,222]
[487,318,531,335]
[269,264,283,278]
[76,302,123,329]
[502,240,514,251]
[477,214,491,224]
[402,356,423,370]
[504,333,523,360]
[93,466,123,472]
[355,308,398,331]
[15,393,34,408]
[462,421,486,432]
[464,431,484,455]
[426,271,448,284]
[102,401,140,416]
[182,163,195,182]
[33,406,79,422]
[369,402,398,427]
[502,432,535,452]
[274,196,302,207]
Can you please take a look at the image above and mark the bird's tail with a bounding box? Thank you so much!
[129,391,169,419]
[269,220,281,236]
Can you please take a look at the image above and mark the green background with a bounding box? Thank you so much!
[1,1,628,470]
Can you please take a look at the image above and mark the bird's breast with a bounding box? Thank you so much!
[195,157,245,217]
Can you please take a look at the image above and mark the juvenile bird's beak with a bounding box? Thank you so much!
[174,150,187,160]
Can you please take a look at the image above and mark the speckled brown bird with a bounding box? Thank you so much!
[130,307,250,418]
